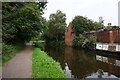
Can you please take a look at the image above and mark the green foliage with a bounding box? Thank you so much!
[107,23,112,29]
[2,2,47,43]
[2,43,24,64]
[73,35,96,49]
[83,36,96,49]
[72,16,104,36]
[98,17,104,24]
[32,40,45,50]
[73,35,84,47]
[32,48,66,78]
[46,41,65,48]
[43,10,66,43]
[72,16,102,48]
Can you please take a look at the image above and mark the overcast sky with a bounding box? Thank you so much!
[43,0,120,26]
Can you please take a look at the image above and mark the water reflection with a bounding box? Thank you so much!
[96,55,120,67]
[65,62,74,78]
[95,55,120,78]
[45,46,120,78]
[86,70,118,78]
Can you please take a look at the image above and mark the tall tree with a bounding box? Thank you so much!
[72,16,104,36]
[2,2,47,44]
[44,10,66,42]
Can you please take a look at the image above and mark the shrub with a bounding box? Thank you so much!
[32,41,45,51]
[73,35,84,47]
[2,43,24,64]
[2,43,15,55]
[73,35,96,49]
[83,36,96,49]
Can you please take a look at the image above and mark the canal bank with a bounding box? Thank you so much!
[45,46,120,79]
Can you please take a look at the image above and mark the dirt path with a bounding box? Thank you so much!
[2,46,33,78]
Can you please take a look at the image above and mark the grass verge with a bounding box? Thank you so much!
[2,43,24,65]
[32,48,66,78]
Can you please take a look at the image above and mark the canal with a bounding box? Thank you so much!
[45,46,120,79]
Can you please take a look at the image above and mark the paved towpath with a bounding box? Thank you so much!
[2,46,33,78]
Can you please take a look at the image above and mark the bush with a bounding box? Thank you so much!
[73,35,96,49]
[83,36,96,49]
[2,43,24,64]
[2,43,15,55]
[73,35,84,47]
[32,41,45,51]
[32,48,66,78]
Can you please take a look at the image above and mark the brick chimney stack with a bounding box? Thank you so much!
[65,22,74,46]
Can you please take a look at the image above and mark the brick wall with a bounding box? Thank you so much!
[65,23,74,46]
[96,30,110,43]
[96,28,120,43]
[65,25,120,46]
[111,28,120,43]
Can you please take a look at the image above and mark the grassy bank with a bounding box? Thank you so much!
[2,43,24,65]
[32,48,65,78]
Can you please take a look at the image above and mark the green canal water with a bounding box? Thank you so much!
[45,46,120,79]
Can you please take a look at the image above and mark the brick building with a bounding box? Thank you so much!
[65,23,120,52]
[65,23,74,46]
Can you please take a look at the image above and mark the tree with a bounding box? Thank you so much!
[72,16,104,47]
[107,23,112,29]
[98,16,104,24]
[44,10,66,42]
[93,21,104,30]
[2,2,47,44]
[72,16,104,36]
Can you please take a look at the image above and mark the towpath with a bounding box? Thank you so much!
[2,45,33,78]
